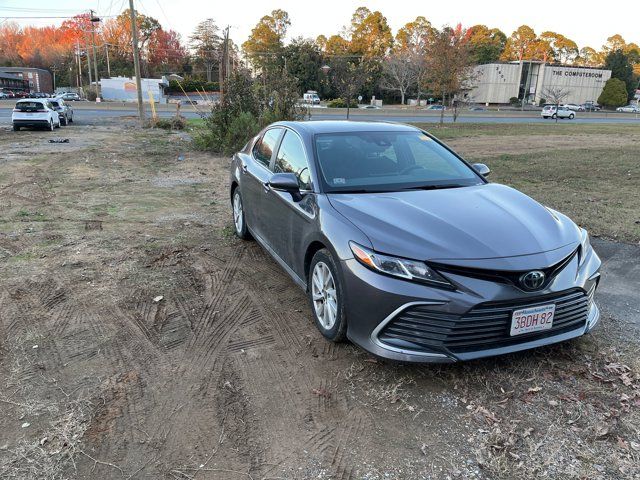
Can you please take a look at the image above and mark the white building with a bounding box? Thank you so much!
[100,76,169,103]
[467,62,611,105]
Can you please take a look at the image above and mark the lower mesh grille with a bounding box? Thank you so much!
[378,288,590,354]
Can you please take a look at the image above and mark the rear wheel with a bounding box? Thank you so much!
[61,115,68,126]
[569,113,575,119]
[308,249,347,342]
[551,113,557,119]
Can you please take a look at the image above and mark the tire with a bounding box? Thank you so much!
[231,188,250,240]
[61,115,68,126]
[569,114,574,119]
[69,114,73,123]
[12,124,19,131]
[308,249,347,342]
[551,114,557,119]
[49,120,54,131]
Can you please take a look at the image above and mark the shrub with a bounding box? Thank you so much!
[152,115,187,130]
[85,87,98,101]
[194,70,303,154]
[327,98,358,108]
[598,78,628,108]
[509,96,520,106]
[538,98,546,106]
[168,79,220,93]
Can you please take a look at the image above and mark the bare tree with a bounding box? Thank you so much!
[541,86,571,123]
[380,50,419,105]
[424,26,473,125]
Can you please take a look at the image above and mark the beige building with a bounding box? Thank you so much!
[467,62,611,105]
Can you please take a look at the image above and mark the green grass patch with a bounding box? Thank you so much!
[413,122,640,140]
[480,147,640,242]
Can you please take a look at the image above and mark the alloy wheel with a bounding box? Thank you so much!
[311,262,338,330]
[232,191,243,234]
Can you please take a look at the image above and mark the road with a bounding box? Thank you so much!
[2,101,640,124]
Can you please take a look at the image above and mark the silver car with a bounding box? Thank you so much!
[541,105,575,119]
[50,98,74,125]
[229,121,600,362]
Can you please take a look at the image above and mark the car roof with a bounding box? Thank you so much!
[271,120,420,135]
[17,98,46,103]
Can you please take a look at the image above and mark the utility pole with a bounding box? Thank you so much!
[104,43,111,77]
[129,0,145,124]
[219,26,230,101]
[76,41,83,90]
[50,65,58,92]
[84,35,93,87]
[89,10,101,98]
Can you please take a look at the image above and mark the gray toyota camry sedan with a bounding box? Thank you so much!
[229,121,601,363]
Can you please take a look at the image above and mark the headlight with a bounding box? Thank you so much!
[349,242,452,288]
[579,228,591,266]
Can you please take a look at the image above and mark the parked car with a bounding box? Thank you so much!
[425,104,445,110]
[541,105,575,119]
[229,121,600,363]
[563,104,583,112]
[0,91,8,99]
[616,104,640,113]
[12,99,61,131]
[581,102,600,112]
[60,92,83,101]
[50,97,74,125]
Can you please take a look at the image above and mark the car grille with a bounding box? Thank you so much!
[378,288,592,355]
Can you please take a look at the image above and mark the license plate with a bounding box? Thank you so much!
[510,304,555,336]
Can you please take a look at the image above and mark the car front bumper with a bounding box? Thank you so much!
[341,249,601,363]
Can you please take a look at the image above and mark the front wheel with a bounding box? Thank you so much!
[12,124,19,131]
[551,114,557,119]
[232,189,250,240]
[49,120,55,131]
[308,249,347,342]
[569,114,575,119]
[61,115,68,126]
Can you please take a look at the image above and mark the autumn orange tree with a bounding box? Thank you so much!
[424,25,473,124]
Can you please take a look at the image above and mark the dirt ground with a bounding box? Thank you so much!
[0,121,638,480]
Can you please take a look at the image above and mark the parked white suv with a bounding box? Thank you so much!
[12,99,61,131]
[541,104,575,119]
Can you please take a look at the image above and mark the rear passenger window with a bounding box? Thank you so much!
[253,128,282,167]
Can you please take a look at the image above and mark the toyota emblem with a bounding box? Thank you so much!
[520,270,546,291]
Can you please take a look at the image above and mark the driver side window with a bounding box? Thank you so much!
[273,131,311,190]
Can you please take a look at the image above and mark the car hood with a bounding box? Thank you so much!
[328,183,581,269]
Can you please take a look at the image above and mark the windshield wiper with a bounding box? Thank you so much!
[400,184,468,191]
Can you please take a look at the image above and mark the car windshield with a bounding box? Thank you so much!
[50,101,60,107]
[315,131,483,193]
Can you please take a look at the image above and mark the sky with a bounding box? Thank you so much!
[1,0,637,51]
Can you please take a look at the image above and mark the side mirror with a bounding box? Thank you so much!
[268,172,302,200]
[472,163,491,177]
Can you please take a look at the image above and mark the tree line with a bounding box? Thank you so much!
[0,6,638,103]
